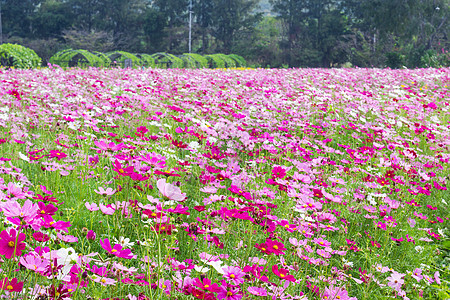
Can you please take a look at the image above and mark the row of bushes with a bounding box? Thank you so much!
[48,50,247,69]
[0,43,42,68]
[0,44,247,69]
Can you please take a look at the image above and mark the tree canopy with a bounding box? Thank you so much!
[0,0,448,68]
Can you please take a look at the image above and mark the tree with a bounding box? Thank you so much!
[0,0,40,38]
[153,0,189,52]
[193,0,214,53]
[210,0,262,54]
[32,0,74,39]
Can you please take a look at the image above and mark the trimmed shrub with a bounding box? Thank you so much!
[216,54,236,68]
[181,53,208,68]
[227,54,247,67]
[93,51,112,66]
[135,54,156,68]
[151,53,184,69]
[205,54,226,68]
[179,55,198,68]
[49,49,109,67]
[0,43,42,68]
[107,51,143,67]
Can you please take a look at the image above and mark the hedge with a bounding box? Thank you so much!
[135,54,156,68]
[107,51,143,68]
[151,53,184,69]
[227,54,247,67]
[0,43,42,68]
[49,49,109,67]
[182,53,209,68]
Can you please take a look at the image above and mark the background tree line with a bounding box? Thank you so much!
[0,0,448,68]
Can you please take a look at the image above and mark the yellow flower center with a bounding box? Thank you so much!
[41,210,46,214]
[230,274,235,279]
[111,249,117,253]
[101,279,106,283]
[6,285,13,291]
[119,169,124,173]
[273,245,278,250]
[280,274,285,278]
[227,292,233,296]
[205,285,209,288]
[8,241,14,247]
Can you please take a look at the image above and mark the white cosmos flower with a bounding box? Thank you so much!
[113,236,135,248]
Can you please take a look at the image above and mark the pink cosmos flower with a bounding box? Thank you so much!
[48,150,67,160]
[157,178,186,202]
[386,271,405,292]
[0,229,27,259]
[411,268,423,282]
[6,182,26,199]
[321,285,357,300]
[247,286,267,296]
[95,140,126,152]
[92,276,116,286]
[139,152,166,169]
[20,254,49,272]
[158,278,172,295]
[112,159,134,177]
[223,266,245,285]
[86,230,96,240]
[85,202,99,211]
[192,277,221,293]
[94,187,117,196]
[99,203,115,215]
[217,285,242,300]
[313,237,331,247]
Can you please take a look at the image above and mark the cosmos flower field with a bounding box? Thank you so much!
[0,66,448,300]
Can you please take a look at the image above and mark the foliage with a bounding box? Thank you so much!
[227,54,247,67]
[150,53,184,69]
[0,43,42,68]
[385,51,406,69]
[106,51,143,68]
[135,54,156,68]
[49,49,109,68]
[179,55,198,69]
[181,53,209,68]
[204,54,226,68]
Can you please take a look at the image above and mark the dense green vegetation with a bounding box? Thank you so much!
[0,0,448,68]
[0,43,42,68]
[44,50,247,69]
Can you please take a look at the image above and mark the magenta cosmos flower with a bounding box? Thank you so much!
[99,238,134,259]
[0,229,26,259]
[157,178,186,202]
[0,277,24,292]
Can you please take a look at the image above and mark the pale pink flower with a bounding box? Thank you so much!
[157,178,186,202]
[20,254,49,272]
[85,202,99,211]
[99,203,115,215]
[94,187,117,196]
